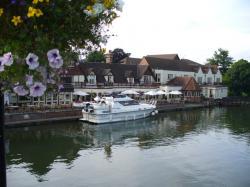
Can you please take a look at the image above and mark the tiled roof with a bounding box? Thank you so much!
[67,63,155,83]
[166,77,201,91]
[121,57,142,65]
[147,54,180,60]
[143,56,197,72]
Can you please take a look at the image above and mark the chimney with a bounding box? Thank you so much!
[105,50,113,64]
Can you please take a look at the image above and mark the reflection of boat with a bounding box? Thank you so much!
[80,95,157,123]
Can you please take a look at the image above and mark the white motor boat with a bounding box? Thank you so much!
[80,95,157,124]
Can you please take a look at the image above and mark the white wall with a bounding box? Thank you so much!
[154,69,195,84]
[202,86,228,99]
[154,67,222,85]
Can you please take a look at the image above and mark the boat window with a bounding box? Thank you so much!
[118,100,139,106]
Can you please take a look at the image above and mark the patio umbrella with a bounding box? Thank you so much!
[169,90,182,95]
[121,90,139,95]
[144,90,158,96]
[156,90,166,95]
[73,90,89,96]
[94,96,101,102]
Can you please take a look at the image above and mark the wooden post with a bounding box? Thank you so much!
[0,92,6,187]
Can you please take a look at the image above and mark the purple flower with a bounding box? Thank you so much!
[58,84,64,91]
[13,85,29,96]
[116,0,124,11]
[25,75,33,86]
[26,53,39,70]
[3,52,13,66]
[0,57,5,72]
[47,49,60,62]
[47,77,56,84]
[47,49,63,69]
[49,57,63,69]
[11,0,17,4]
[30,82,46,97]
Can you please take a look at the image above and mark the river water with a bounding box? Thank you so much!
[5,107,250,187]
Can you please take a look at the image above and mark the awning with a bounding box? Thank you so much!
[73,90,89,96]
[121,90,139,95]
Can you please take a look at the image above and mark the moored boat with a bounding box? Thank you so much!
[80,94,157,124]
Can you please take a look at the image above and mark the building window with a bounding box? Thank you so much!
[155,73,161,83]
[88,72,96,84]
[168,74,173,80]
[127,77,134,84]
[143,75,151,84]
[207,77,212,84]
[216,78,220,83]
[73,75,84,82]
[197,77,202,84]
[105,73,114,83]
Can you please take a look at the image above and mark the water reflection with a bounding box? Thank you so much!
[6,107,250,181]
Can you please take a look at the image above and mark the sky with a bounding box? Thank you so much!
[105,0,250,64]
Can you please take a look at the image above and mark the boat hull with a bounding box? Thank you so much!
[80,108,155,124]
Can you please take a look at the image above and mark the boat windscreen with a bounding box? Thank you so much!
[118,100,139,106]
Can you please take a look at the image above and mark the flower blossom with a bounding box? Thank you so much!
[11,16,22,26]
[58,84,64,91]
[49,57,63,69]
[26,53,39,70]
[84,3,104,16]
[116,0,124,11]
[30,82,46,97]
[3,52,13,66]
[13,85,29,96]
[47,49,63,69]
[25,75,33,86]
[93,3,104,14]
[0,57,5,72]
[0,8,3,17]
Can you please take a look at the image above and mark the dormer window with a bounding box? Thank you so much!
[88,72,96,84]
[127,77,134,84]
[105,72,114,83]
[72,75,85,83]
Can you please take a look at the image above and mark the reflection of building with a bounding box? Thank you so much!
[7,108,225,180]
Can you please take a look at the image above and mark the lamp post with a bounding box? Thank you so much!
[0,91,6,187]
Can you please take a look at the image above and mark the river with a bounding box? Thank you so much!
[5,107,250,187]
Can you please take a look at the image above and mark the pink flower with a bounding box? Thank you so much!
[13,85,29,96]
[29,82,46,97]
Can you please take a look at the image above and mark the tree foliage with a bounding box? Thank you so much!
[86,50,105,63]
[112,48,130,63]
[207,48,233,74]
[0,0,121,59]
[224,59,250,96]
[0,0,123,95]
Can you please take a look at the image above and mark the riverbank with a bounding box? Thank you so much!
[4,103,208,128]
[5,97,250,128]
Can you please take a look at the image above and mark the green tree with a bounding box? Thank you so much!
[0,0,123,92]
[0,0,122,60]
[86,50,105,63]
[224,59,250,96]
[112,48,130,63]
[207,48,233,74]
